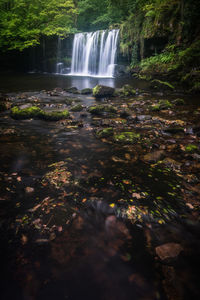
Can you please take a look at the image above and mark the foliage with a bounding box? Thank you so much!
[0,0,77,50]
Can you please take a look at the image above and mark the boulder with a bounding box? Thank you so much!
[93,85,115,98]
[143,150,165,163]
[81,88,92,95]
[136,115,152,122]
[155,243,183,260]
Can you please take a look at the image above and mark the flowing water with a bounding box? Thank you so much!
[0,73,200,299]
[70,29,119,77]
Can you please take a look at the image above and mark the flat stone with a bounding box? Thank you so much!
[155,243,183,260]
[143,150,165,163]
[136,115,152,121]
[25,187,34,193]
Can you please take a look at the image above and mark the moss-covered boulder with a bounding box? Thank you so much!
[119,84,136,97]
[185,144,198,153]
[151,100,173,111]
[11,106,43,119]
[96,128,113,138]
[88,105,117,115]
[66,87,80,94]
[11,106,70,121]
[113,131,140,144]
[71,104,84,112]
[81,88,92,95]
[93,85,115,98]
[42,110,70,121]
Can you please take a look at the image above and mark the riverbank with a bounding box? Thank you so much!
[0,84,200,299]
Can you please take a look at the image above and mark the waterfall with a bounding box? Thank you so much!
[70,29,119,78]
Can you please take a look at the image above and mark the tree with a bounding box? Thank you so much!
[0,0,77,51]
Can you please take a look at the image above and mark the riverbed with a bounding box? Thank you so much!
[0,74,200,300]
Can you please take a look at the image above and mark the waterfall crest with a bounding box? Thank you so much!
[70,29,119,78]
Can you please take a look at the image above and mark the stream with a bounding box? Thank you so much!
[0,73,200,300]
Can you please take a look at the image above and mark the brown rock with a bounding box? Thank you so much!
[143,150,165,163]
[155,243,183,260]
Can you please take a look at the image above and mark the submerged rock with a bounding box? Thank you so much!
[93,85,115,98]
[155,243,183,260]
[143,150,165,163]
[11,106,70,121]
[88,105,117,115]
[81,88,92,95]
[66,87,80,94]
[71,104,84,112]
[113,131,140,144]
[96,128,113,138]
[119,84,136,97]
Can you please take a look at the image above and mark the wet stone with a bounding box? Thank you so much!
[155,243,183,260]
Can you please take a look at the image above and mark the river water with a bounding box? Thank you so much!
[0,73,200,300]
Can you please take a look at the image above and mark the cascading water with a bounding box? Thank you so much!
[70,29,119,78]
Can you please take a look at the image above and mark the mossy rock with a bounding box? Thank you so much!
[81,88,92,95]
[113,131,140,144]
[11,106,70,121]
[96,128,113,138]
[88,105,117,115]
[173,98,185,106]
[71,104,83,112]
[151,100,172,111]
[185,144,198,153]
[64,98,73,105]
[11,106,43,119]
[42,110,70,121]
[93,85,115,98]
[66,87,80,94]
[119,84,136,97]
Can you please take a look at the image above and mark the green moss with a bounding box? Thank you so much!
[71,104,83,112]
[11,106,70,121]
[151,79,175,90]
[93,85,101,97]
[42,110,70,121]
[120,84,136,97]
[185,144,198,152]
[11,106,43,119]
[113,131,140,144]
[96,128,113,138]
[88,105,117,115]
[151,100,172,111]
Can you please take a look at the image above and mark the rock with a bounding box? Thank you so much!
[163,127,184,134]
[119,110,130,118]
[113,65,129,77]
[71,104,83,112]
[66,87,79,94]
[88,105,117,115]
[191,153,200,161]
[81,88,92,95]
[136,115,152,122]
[93,85,115,98]
[155,243,183,260]
[143,150,165,163]
[119,84,136,96]
[162,157,181,169]
[25,187,34,193]
[151,100,173,111]
[96,128,113,138]
[173,98,185,106]
[113,131,140,144]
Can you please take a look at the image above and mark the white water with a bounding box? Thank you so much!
[70,29,119,78]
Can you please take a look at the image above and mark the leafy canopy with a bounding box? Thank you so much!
[0,0,77,50]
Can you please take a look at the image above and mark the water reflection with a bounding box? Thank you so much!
[0,72,148,93]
